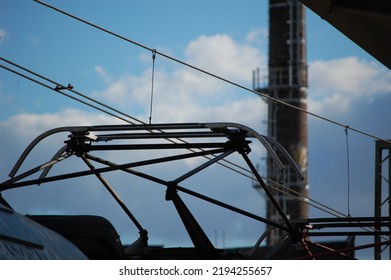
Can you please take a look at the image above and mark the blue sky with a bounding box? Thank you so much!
[1,0,390,259]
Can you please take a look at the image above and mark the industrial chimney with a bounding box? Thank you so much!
[254,0,309,245]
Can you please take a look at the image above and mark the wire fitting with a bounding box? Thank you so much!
[152,49,157,61]
[55,83,73,91]
[149,49,157,124]
[344,125,349,135]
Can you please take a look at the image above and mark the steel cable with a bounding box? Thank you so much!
[2,1,387,227]
[33,0,391,145]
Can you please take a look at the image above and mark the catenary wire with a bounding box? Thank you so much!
[0,63,132,124]
[1,60,376,223]
[29,0,391,228]
[0,57,142,125]
[0,59,348,219]
[31,2,391,223]
[0,57,255,179]
[2,1,386,225]
[24,0,391,247]
[34,0,391,145]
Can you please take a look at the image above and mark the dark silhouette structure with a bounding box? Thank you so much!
[254,0,309,245]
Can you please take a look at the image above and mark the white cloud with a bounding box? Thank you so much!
[0,109,118,150]
[0,108,122,204]
[246,27,268,47]
[154,94,264,124]
[27,34,40,46]
[0,28,7,43]
[95,65,113,84]
[185,34,266,82]
[92,68,152,114]
[308,57,391,116]
[93,33,266,126]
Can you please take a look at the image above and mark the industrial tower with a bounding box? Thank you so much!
[254,0,309,245]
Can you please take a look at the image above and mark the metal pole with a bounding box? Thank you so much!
[81,156,145,234]
[374,140,382,259]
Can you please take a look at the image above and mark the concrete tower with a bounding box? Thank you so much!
[255,0,309,245]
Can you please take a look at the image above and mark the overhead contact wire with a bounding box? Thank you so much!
[0,42,355,223]
[0,57,143,126]
[0,63,133,124]
[4,1,382,222]
[34,0,391,145]
[0,57,353,218]
[0,57,253,178]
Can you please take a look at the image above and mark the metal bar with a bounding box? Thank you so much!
[88,152,288,231]
[173,149,235,184]
[241,151,295,232]
[388,143,391,260]
[85,154,168,186]
[85,142,229,151]
[205,123,286,175]
[6,123,210,178]
[375,140,383,259]
[86,154,289,231]
[96,131,227,141]
[81,156,145,233]
[166,185,216,259]
[87,153,284,254]
[389,162,391,260]
[2,152,72,186]
[307,231,391,236]
[141,121,304,183]
[262,135,304,181]
[250,227,276,258]
[374,139,391,259]
[306,216,391,223]
[208,123,304,180]
[295,240,391,260]
[300,238,315,260]
[310,222,391,229]
[176,186,289,231]
[89,154,287,230]
[39,145,68,179]
[84,123,206,132]
[8,126,89,178]
[1,148,227,191]
[6,122,302,192]
[262,235,293,260]
[306,240,355,260]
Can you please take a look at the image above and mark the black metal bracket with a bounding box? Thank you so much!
[65,131,94,157]
[166,181,216,259]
